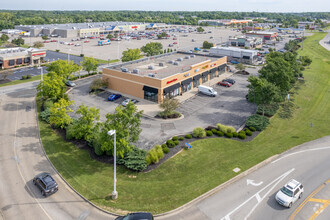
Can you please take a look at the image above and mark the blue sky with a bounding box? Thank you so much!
[2,0,330,12]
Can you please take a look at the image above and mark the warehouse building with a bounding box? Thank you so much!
[245,31,277,44]
[15,22,167,38]
[0,47,46,69]
[209,47,258,65]
[102,52,227,103]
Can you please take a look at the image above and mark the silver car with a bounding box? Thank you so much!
[121,99,137,107]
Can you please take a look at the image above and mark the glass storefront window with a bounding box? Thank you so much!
[210,71,216,80]
[144,91,158,103]
[182,83,192,93]
[202,75,208,83]
[163,88,180,99]
[193,79,200,88]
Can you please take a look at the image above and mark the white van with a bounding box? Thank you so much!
[198,85,217,97]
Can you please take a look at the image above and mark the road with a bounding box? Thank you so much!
[0,85,113,220]
[157,136,330,220]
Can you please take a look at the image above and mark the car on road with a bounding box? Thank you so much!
[217,81,232,87]
[223,78,236,85]
[121,99,138,107]
[108,94,122,101]
[115,212,154,220]
[33,172,58,197]
[43,40,50,43]
[50,40,57,42]
[168,44,173,47]
[66,80,76,87]
[84,40,90,43]
[74,43,81,46]
[173,42,178,44]
[275,179,304,208]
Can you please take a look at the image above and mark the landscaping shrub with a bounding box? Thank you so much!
[193,127,206,138]
[148,148,159,164]
[215,131,224,137]
[155,145,164,160]
[161,144,167,149]
[238,133,246,139]
[163,146,170,154]
[226,126,236,133]
[211,129,218,134]
[249,126,256,132]
[257,103,280,117]
[145,154,151,165]
[217,123,227,133]
[225,132,233,138]
[166,140,175,148]
[246,114,270,131]
[40,109,51,123]
[26,74,31,79]
[65,124,75,140]
[179,137,184,141]
[233,132,238,137]
[43,99,54,110]
[174,140,179,146]
[172,136,179,141]
[21,75,27,80]
[239,130,246,135]
[122,147,148,171]
[206,130,213,136]
[246,130,253,136]
[185,134,192,139]
[94,144,104,156]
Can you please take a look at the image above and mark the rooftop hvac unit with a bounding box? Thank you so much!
[148,73,155,77]
[185,56,190,59]
[173,61,179,65]
[190,55,196,58]
[177,58,183,61]
[120,67,128,72]
[159,62,164,66]
[133,69,140,73]
[148,65,154,70]
[168,60,174,64]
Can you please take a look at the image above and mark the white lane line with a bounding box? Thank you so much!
[271,146,330,164]
[220,168,295,220]
[255,194,261,203]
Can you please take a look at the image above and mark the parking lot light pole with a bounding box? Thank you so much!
[107,130,118,200]
[38,66,43,98]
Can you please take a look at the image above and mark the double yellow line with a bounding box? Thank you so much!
[289,180,329,220]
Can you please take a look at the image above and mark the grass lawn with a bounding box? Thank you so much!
[0,75,41,87]
[39,32,330,214]
[95,58,120,65]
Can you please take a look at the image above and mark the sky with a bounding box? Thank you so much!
[1,0,330,12]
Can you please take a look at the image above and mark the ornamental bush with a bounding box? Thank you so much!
[206,130,213,136]
[174,140,179,145]
[225,132,233,138]
[40,109,51,123]
[94,144,104,156]
[122,147,147,171]
[215,131,224,137]
[155,145,164,159]
[166,140,175,148]
[233,132,238,137]
[246,114,270,131]
[172,136,179,141]
[249,126,257,132]
[185,134,192,139]
[238,133,246,139]
[148,148,159,164]
[179,136,184,141]
[256,103,280,117]
[145,154,152,165]
[211,129,218,134]
[163,146,170,154]
[193,127,206,138]
[245,129,253,136]
[43,99,54,110]
[161,144,167,149]
[217,123,227,133]
[226,126,236,133]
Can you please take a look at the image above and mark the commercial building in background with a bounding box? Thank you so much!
[15,22,168,38]
[0,47,46,69]
[198,19,253,26]
[228,36,262,49]
[245,31,277,44]
[209,47,258,65]
[102,52,227,103]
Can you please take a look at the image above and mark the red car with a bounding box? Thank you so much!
[84,40,90,43]
[217,81,232,87]
[173,42,178,44]
[43,40,50,43]
[50,40,57,42]
[68,42,74,45]
[173,37,177,40]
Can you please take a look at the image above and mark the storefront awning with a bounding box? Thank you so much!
[163,83,181,94]
[193,74,201,80]
[143,86,158,94]
[181,78,193,86]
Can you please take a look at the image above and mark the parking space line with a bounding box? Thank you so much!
[289,180,329,220]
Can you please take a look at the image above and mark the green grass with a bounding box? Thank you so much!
[95,58,120,65]
[0,75,41,87]
[39,33,330,214]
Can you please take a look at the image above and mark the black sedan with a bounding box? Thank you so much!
[223,78,236,85]
[33,172,58,197]
[115,212,154,220]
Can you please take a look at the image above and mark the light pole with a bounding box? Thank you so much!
[107,130,118,200]
[38,66,43,99]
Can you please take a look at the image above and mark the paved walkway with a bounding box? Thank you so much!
[319,30,330,51]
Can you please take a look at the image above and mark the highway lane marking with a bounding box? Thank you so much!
[309,200,330,220]
[220,168,295,220]
[13,98,52,220]
[271,146,330,164]
[289,180,329,220]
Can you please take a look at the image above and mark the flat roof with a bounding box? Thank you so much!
[211,46,257,53]
[108,53,221,80]
[246,31,276,35]
[0,47,45,59]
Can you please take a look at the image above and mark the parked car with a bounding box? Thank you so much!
[230,60,240,64]
[115,212,154,220]
[192,39,195,42]
[218,81,232,87]
[173,42,178,44]
[66,80,76,87]
[68,42,74,45]
[50,40,57,42]
[74,44,81,47]
[121,99,137,107]
[43,40,50,43]
[223,78,235,85]
[108,94,122,101]
[203,49,209,52]
[33,172,58,197]
[275,179,304,208]
[168,44,173,47]
[84,40,90,43]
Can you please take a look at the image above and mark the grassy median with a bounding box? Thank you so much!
[0,75,41,87]
[39,32,330,214]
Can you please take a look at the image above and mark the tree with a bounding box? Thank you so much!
[11,37,24,46]
[89,78,108,92]
[159,97,179,116]
[197,27,204,33]
[100,102,143,157]
[81,57,98,74]
[203,41,214,49]
[121,48,143,62]
[37,72,66,100]
[300,56,312,66]
[33,41,44,48]
[247,76,279,116]
[106,34,113,39]
[49,98,74,128]
[41,35,49,40]
[68,104,100,141]
[0,34,9,42]
[157,32,167,39]
[141,42,163,57]
[236,63,245,71]
[47,60,81,79]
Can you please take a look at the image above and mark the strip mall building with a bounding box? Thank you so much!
[102,52,227,103]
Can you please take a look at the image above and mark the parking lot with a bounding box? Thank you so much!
[68,73,256,150]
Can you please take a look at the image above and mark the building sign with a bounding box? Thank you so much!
[32,52,46,56]
[194,68,199,72]
[167,78,178,84]
[184,73,190,77]
[202,65,209,69]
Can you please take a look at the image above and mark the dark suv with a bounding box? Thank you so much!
[223,78,236,85]
[33,172,58,197]
[115,212,154,220]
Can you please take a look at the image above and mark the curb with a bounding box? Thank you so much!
[154,154,279,218]
[34,97,119,217]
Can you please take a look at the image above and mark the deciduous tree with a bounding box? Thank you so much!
[121,48,143,62]
[49,98,74,128]
[81,57,98,74]
[141,42,163,56]
[47,60,81,79]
